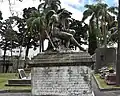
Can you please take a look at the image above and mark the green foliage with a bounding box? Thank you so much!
[83,3,118,54]
[0,18,19,51]
[69,19,88,49]
[88,21,97,55]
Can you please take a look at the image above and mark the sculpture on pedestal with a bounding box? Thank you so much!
[47,9,86,52]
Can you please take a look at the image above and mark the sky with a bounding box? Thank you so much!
[0,0,118,20]
[0,0,118,58]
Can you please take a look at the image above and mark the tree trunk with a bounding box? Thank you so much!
[7,40,13,73]
[88,21,97,55]
[3,47,7,73]
[42,39,44,52]
[16,46,22,72]
[96,18,100,47]
[24,45,29,68]
[39,40,42,53]
[116,0,120,86]
[39,33,42,53]
[10,40,12,59]
[103,11,107,48]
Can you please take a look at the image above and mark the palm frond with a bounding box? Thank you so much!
[38,3,45,10]
[82,9,93,21]
[26,17,36,28]
[108,7,118,15]
[45,10,56,20]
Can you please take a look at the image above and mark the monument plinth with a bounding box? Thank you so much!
[29,51,94,96]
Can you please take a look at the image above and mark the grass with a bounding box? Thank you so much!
[94,74,120,89]
[0,73,31,90]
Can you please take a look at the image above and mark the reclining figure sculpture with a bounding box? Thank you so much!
[52,26,85,51]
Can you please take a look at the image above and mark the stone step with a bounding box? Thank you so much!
[8,79,31,85]
[5,84,31,86]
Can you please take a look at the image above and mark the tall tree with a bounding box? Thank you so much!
[116,0,120,86]
[22,7,40,68]
[0,18,18,72]
[83,3,117,54]
[82,4,100,54]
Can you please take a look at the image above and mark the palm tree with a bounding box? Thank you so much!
[21,7,41,68]
[26,0,61,52]
[38,0,61,12]
[82,4,101,54]
[99,3,117,47]
[26,9,57,52]
[83,3,117,54]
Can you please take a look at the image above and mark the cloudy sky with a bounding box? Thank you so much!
[0,0,118,58]
[0,0,118,20]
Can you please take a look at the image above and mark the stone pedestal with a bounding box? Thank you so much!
[29,52,94,96]
[32,66,93,96]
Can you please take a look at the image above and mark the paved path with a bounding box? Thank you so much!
[0,93,31,96]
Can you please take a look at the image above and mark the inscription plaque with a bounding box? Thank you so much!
[32,66,93,96]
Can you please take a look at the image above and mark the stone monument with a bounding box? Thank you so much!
[28,52,94,96]
[28,9,94,96]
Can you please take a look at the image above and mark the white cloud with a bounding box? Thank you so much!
[0,0,39,19]
[0,1,11,19]
[114,0,118,6]
[61,0,83,6]
[61,0,83,21]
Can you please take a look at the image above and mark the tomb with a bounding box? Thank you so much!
[28,51,95,96]
[105,69,116,85]
[93,48,116,73]
[6,69,31,86]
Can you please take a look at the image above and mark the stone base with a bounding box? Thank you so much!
[29,52,94,67]
[31,66,93,96]
[5,84,31,86]
[7,79,31,86]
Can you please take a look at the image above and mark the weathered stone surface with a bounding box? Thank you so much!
[31,66,93,96]
[29,52,93,67]
[30,52,94,96]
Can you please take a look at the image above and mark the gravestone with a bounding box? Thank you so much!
[6,69,31,86]
[29,52,94,96]
[94,48,116,73]
[18,69,27,79]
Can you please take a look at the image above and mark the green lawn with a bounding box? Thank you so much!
[0,73,31,90]
[95,74,120,89]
